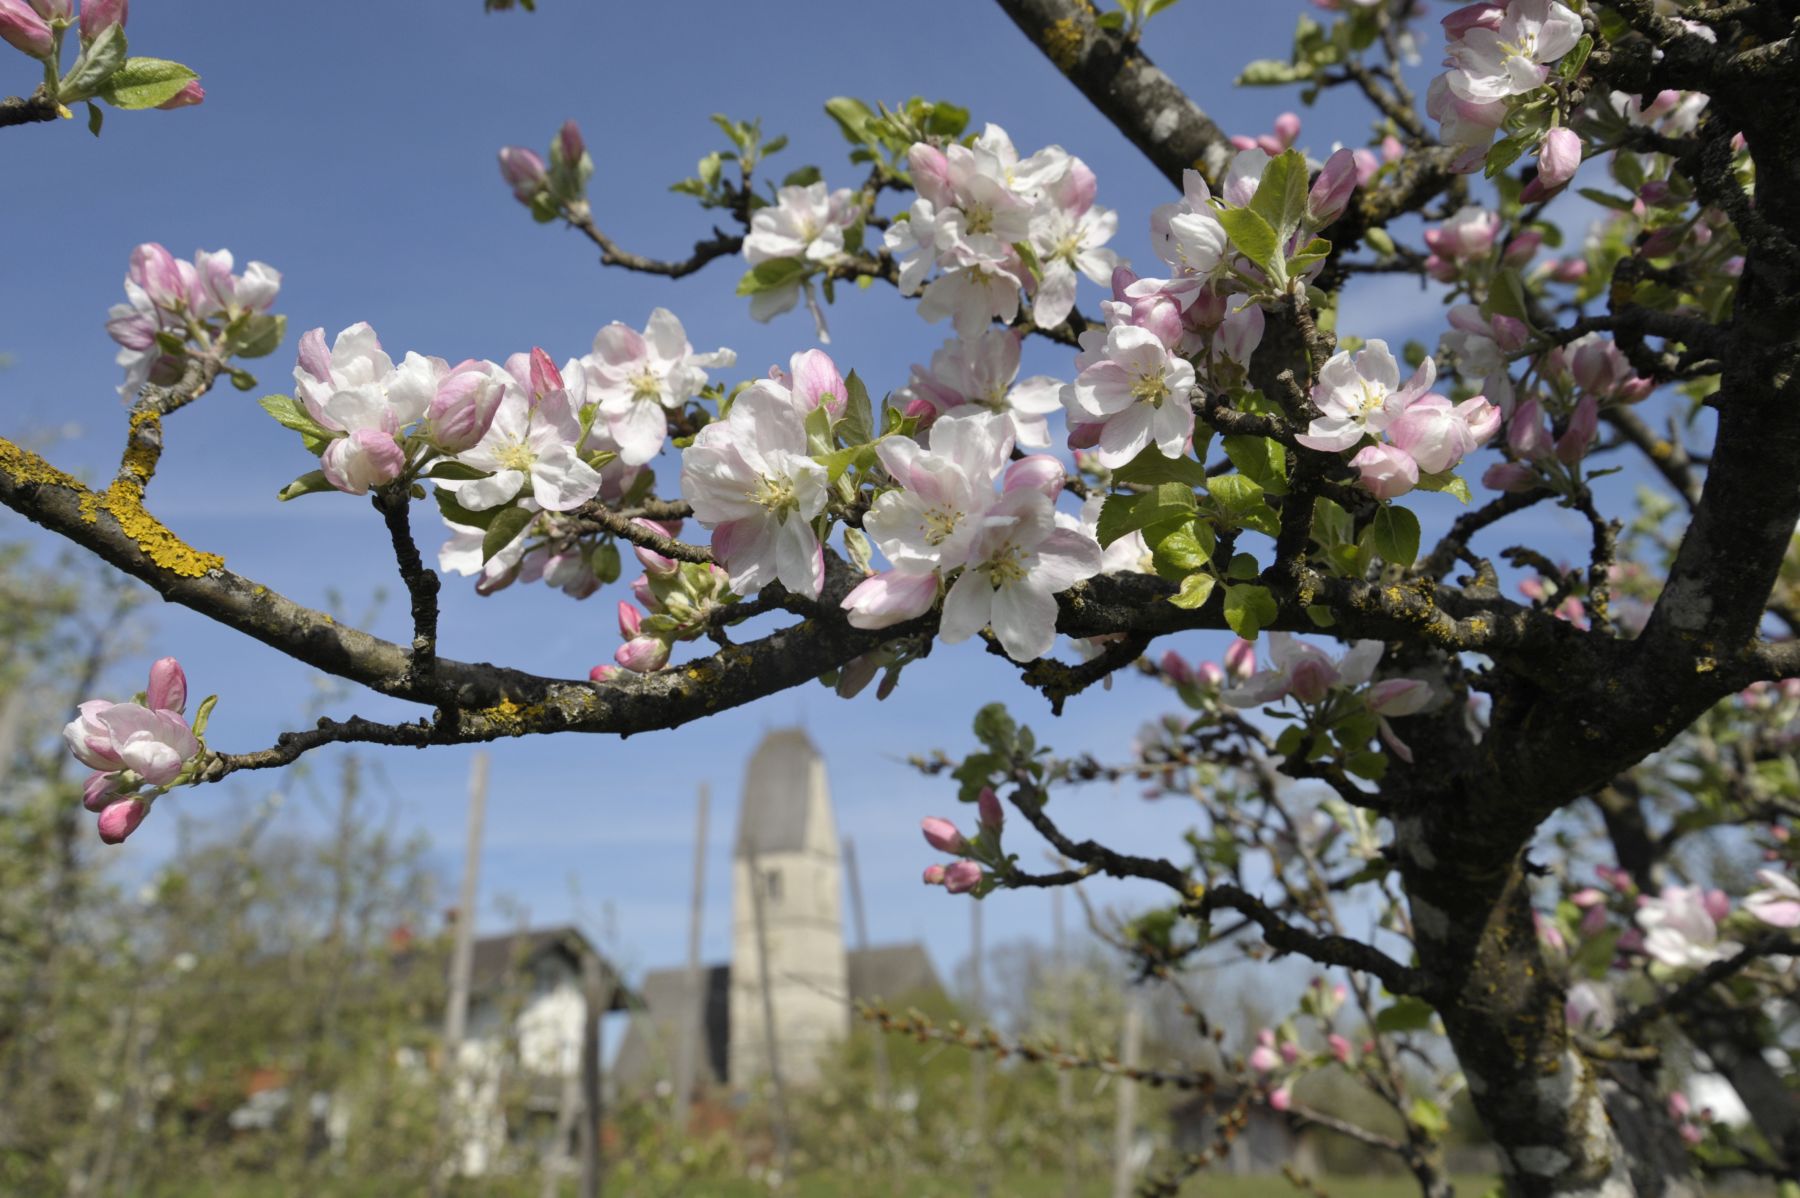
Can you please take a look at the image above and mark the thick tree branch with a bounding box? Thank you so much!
[0,90,57,130]
[1198,884,1426,998]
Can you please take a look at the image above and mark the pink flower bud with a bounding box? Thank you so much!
[1536,128,1582,192]
[498,146,549,203]
[1306,149,1358,228]
[1196,661,1225,689]
[617,601,643,639]
[78,0,124,41]
[0,0,52,58]
[1279,1040,1302,1064]
[631,519,680,575]
[1003,455,1066,501]
[1273,112,1301,147]
[556,119,585,166]
[1247,1045,1280,1074]
[1288,658,1336,705]
[1551,258,1589,283]
[1507,400,1554,461]
[29,0,72,20]
[83,771,121,813]
[1502,230,1544,268]
[614,636,669,674]
[1703,889,1730,923]
[1482,462,1538,493]
[1327,1033,1352,1064]
[1571,888,1606,908]
[426,362,504,453]
[922,864,948,886]
[129,243,187,311]
[977,787,1004,832]
[588,664,619,682]
[920,816,968,855]
[1158,651,1193,686]
[146,657,187,715]
[1269,1085,1293,1112]
[96,797,148,845]
[1381,135,1403,163]
[1490,315,1529,353]
[1350,443,1420,500]
[1441,2,1504,38]
[908,143,952,208]
[943,861,983,894]
[155,80,205,110]
[1555,396,1599,466]
[1224,638,1257,681]
[1351,148,1379,187]
[1667,1091,1691,1120]
[528,347,563,404]
[1580,904,1608,937]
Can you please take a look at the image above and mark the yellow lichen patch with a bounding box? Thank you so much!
[0,436,88,493]
[1695,656,1716,674]
[1044,16,1084,71]
[120,409,163,483]
[84,476,225,579]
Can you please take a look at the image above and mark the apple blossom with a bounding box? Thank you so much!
[681,385,829,600]
[0,0,52,58]
[1295,340,1435,454]
[938,488,1103,662]
[894,331,1063,448]
[1063,324,1197,468]
[1555,395,1599,466]
[1537,127,1582,192]
[921,864,948,886]
[97,798,149,845]
[921,816,968,855]
[1026,158,1120,329]
[444,354,602,512]
[146,656,187,715]
[79,0,125,42]
[583,308,736,465]
[423,359,506,454]
[291,323,436,494]
[1637,885,1742,969]
[1426,75,1508,175]
[1306,149,1359,228]
[1445,0,1583,103]
[1387,394,1501,474]
[498,146,549,204]
[942,861,984,894]
[1745,870,1800,928]
[156,80,205,110]
[1223,634,1384,710]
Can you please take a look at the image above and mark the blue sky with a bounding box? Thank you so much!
[1,2,1629,1001]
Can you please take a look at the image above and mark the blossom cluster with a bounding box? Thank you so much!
[918,787,1005,896]
[62,657,210,844]
[885,124,1119,338]
[106,242,282,401]
[1224,633,1435,763]
[1296,340,1499,499]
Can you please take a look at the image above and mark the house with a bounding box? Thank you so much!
[614,728,943,1099]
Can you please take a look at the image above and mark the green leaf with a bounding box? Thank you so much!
[1250,149,1309,245]
[258,394,329,442]
[1221,435,1287,495]
[58,24,128,104]
[841,370,874,446]
[816,442,877,483]
[425,461,494,482]
[481,505,535,563]
[1484,134,1529,179]
[276,470,335,502]
[803,403,834,456]
[781,165,823,189]
[1415,469,1472,504]
[1226,552,1260,580]
[1094,482,1196,548]
[972,703,1017,754]
[1217,207,1282,281]
[190,693,219,739]
[824,96,878,146]
[736,256,809,296]
[86,101,103,137]
[97,56,197,110]
[1223,584,1278,639]
[1560,33,1593,79]
[1169,572,1216,611]
[1374,996,1436,1034]
[230,313,286,360]
[1208,474,1280,537]
[1147,518,1215,581]
[1483,268,1532,327]
[1111,444,1209,488]
[1367,505,1421,567]
[1409,1097,1450,1138]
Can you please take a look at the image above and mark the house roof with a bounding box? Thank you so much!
[733,728,825,858]
[611,943,941,1091]
[467,925,634,1010]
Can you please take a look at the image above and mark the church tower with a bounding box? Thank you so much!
[728,728,849,1088]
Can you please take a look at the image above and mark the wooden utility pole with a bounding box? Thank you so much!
[671,784,710,1133]
[433,749,490,1197]
[746,849,793,1184]
[1055,889,1078,1198]
[841,837,891,1110]
[971,897,989,1197]
[578,948,608,1198]
[1111,993,1144,1198]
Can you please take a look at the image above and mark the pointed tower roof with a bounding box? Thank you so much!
[733,727,824,857]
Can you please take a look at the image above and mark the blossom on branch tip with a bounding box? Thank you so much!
[1295,340,1433,455]
[0,0,52,58]
[1062,324,1196,469]
[921,816,968,855]
[584,308,736,465]
[938,489,1103,662]
[895,331,1063,449]
[447,353,601,512]
[1636,885,1741,970]
[942,861,983,894]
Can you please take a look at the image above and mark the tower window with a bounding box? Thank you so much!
[763,868,782,903]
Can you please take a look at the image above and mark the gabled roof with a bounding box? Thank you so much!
[733,728,826,858]
[467,925,634,1010]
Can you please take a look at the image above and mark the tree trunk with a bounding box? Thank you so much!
[1393,812,1695,1197]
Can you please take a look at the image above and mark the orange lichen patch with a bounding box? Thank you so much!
[1045,16,1085,71]
[0,436,87,492]
[83,476,225,579]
